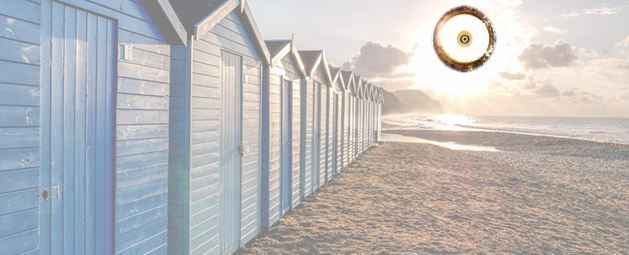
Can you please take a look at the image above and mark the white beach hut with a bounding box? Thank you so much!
[351,76,362,160]
[167,0,270,253]
[329,66,345,176]
[340,70,355,168]
[262,39,306,228]
[298,50,333,194]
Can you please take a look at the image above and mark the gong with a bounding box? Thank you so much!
[433,6,496,72]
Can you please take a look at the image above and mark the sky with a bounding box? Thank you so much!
[249,0,629,117]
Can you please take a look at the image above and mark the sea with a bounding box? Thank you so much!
[383,114,629,145]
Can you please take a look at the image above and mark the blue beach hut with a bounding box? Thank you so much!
[167,0,270,254]
[262,38,306,228]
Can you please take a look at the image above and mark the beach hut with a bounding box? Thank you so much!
[351,76,361,160]
[167,1,270,254]
[330,66,345,176]
[262,39,306,228]
[357,79,365,155]
[0,0,186,254]
[367,84,375,147]
[340,70,354,168]
[298,50,332,193]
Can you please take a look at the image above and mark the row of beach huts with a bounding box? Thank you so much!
[0,0,383,254]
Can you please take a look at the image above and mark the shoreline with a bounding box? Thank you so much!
[382,119,629,146]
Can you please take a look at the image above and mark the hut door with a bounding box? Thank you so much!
[41,2,116,254]
[220,51,242,253]
[332,94,338,175]
[312,82,320,191]
[280,80,292,214]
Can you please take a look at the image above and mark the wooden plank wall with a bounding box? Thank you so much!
[0,0,42,254]
[267,65,281,227]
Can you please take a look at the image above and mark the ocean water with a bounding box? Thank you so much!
[383,114,629,145]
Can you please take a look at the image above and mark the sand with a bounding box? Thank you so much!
[238,129,628,254]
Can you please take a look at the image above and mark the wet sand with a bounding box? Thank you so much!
[238,129,628,254]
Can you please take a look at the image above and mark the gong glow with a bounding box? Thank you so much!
[438,14,490,63]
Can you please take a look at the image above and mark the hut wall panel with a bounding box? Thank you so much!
[110,1,171,253]
[0,1,41,253]
[168,45,189,254]
[267,67,281,227]
[186,10,262,253]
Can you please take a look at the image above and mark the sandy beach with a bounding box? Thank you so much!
[239,129,628,254]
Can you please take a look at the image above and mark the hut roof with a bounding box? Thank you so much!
[299,50,333,86]
[169,0,270,64]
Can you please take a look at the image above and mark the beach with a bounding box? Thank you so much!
[239,129,628,254]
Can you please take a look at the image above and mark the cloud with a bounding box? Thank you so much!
[535,83,560,98]
[562,88,578,97]
[519,41,578,69]
[498,72,527,80]
[615,35,629,48]
[542,26,567,35]
[344,41,413,78]
[580,92,605,103]
[560,5,625,18]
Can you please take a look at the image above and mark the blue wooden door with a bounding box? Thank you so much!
[220,50,242,254]
[312,81,320,192]
[281,80,292,214]
[40,2,116,254]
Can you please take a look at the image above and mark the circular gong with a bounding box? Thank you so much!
[433,6,496,72]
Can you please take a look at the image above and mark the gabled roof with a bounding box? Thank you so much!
[329,66,344,93]
[169,0,270,65]
[340,70,354,93]
[298,50,333,86]
[265,39,307,79]
[143,0,188,45]
[266,40,291,59]
[361,79,369,99]
[352,75,361,96]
